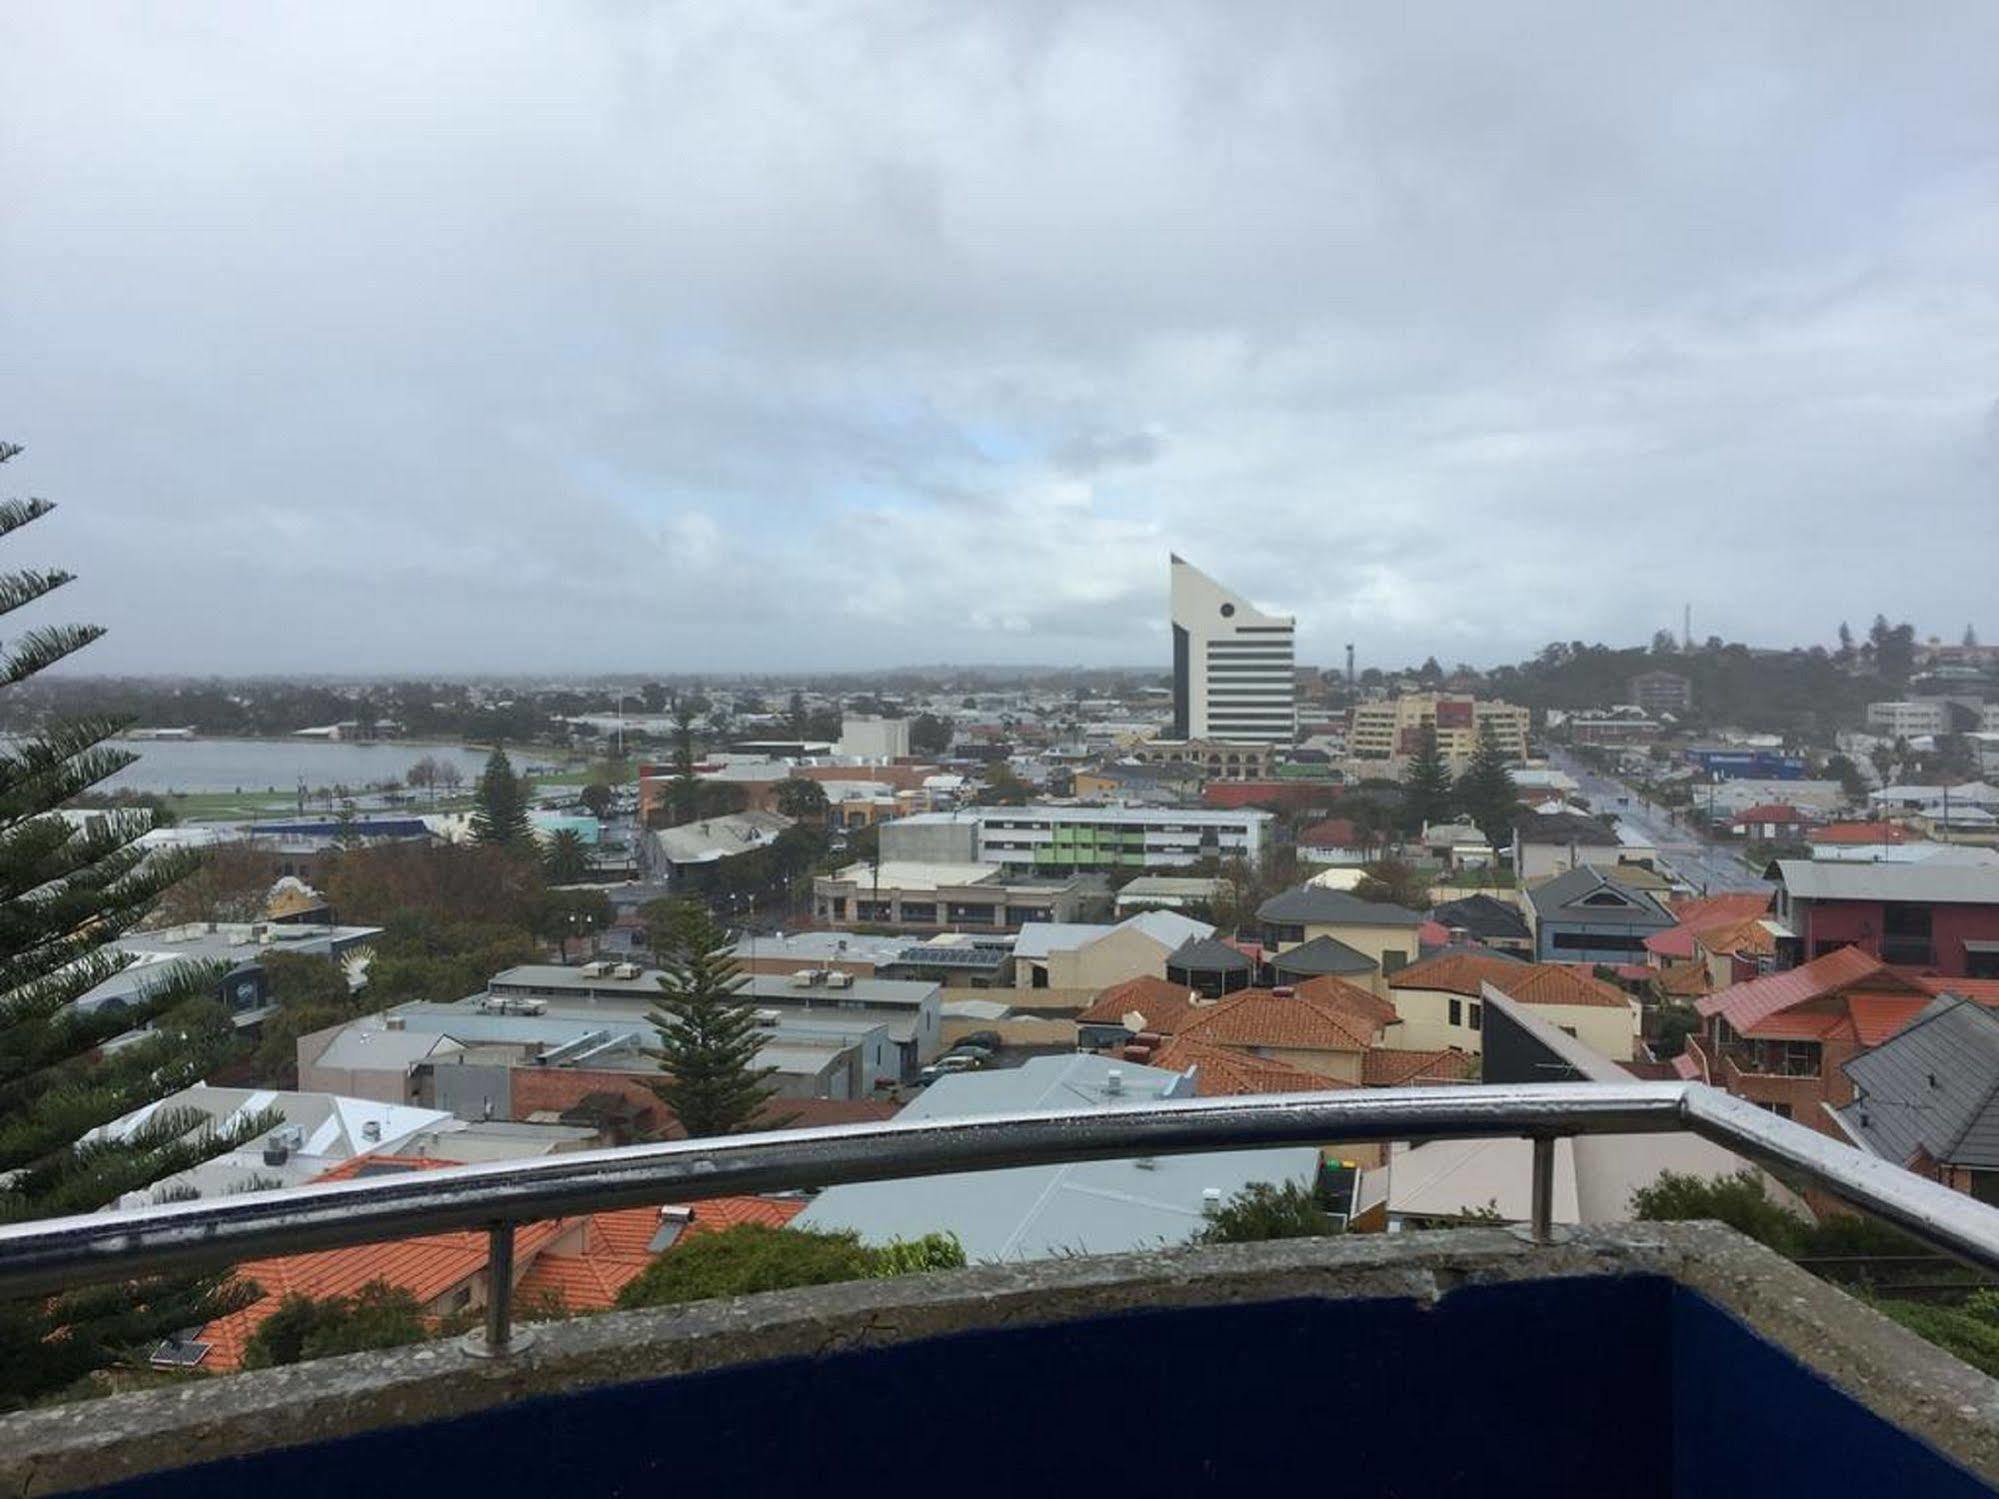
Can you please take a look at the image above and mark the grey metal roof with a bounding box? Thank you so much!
[1430,894,1532,941]
[1838,998,1999,1169]
[1512,810,1620,847]
[1777,860,1999,906]
[1165,936,1253,973]
[1270,935,1377,977]
[1255,885,1423,927]
[1525,867,1675,926]
[793,1054,1319,1261]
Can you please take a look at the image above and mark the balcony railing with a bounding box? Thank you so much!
[1720,1044,1822,1080]
[2,1081,1998,1360]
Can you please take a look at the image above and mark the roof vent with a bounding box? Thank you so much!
[1104,1067,1123,1095]
[1200,1187,1223,1217]
[362,1120,381,1143]
[1928,1072,1939,1089]
[384,1015,406,1031]
[1272,986,1295,999]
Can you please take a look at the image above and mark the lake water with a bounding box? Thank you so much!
[103,739,501,795]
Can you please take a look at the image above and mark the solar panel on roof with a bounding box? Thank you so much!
[148,1336,211,1369]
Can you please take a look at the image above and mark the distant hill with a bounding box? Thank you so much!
[1485,642,1881,741]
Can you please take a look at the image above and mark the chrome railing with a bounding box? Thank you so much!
[2,1080,1997,1358]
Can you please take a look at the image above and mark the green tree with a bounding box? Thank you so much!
[1352,858,1431,911]
[974,762,1031,806]
[542,827,590,884]
[1454,724,1519,856]
[1400,724,1454,833]
[908,712,953,756]
[1629,1170,1809,1256]
[665,706,702,828]
[774,777,829,821]
[647,901,781,1137]
[1824,753,1869,804]
[240,1282,430,1368]
[579,781,614,821]
[0,442,264,1408]
[1197,1181,1341,1243]
[469,746,534,849]
[533,887,614,961]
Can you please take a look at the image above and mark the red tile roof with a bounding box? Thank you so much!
[1388,951,1528,998]
[1151,1037,1339,1097]
[1916,976,1999,1005]
[1644,926,1699,960]
[1736,804,1809,823]
[1297,818,1362,847]
[1176,987,1380,1053]
[197,1158,804,1370]
[1501,965,1633,1010]
[1653,960,1713,998]
[1844,995,1938,1048]
[1812,821,1914,845]
[1076,975,1205,1032]
[1292,974,1401,1030]
[1670,892,1774,928]
[1695,944,1925,1032]
[1361,1048,1478,1087]
[1693,915,1778,960]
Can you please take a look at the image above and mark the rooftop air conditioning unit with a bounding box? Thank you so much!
[613,963,641,980]
[384,1015,406,1031]
[790,969,822,988]
[824,970,854,989]
[580,961,610,978]
[754,1009,783,1028]
[361,1120,381,1143]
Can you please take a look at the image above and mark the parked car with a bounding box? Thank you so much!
[947,1043,994,1062]
[953,1030,1003,1052]
[918,1055,984,1084]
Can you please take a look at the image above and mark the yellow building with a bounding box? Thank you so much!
[1348,694,1530,763]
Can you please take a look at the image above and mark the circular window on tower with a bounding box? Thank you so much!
[1219,603,1236,618]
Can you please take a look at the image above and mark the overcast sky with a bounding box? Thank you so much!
[4,3,1996,677]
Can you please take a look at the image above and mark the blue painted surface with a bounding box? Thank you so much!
[71,1278,1991,1498]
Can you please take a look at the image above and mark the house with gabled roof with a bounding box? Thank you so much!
[1525,867,1676,964]
[1255,885,1423,987]
[1835,997,1999,1199]
[1684,946,1955,1136]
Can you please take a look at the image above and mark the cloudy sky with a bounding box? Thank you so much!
[4,2,1996,676]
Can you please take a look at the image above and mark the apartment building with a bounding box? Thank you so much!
[1348,693,1530,763]
[1627,670,1693,716]
[881,806,1271,874]
[1169,555,1296,745]
[1868,700,1951,739]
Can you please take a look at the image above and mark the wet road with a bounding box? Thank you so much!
[1546,750,1765,895]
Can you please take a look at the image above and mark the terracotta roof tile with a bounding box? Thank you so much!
[196,1170,804,1371]
[1695,944,1916,1030]
[1671,892,1774,928]
[1653,960,1713,999]
[1076,975,1205,1032]
[1292,974,1400,1030]
[1388,951,1527,999]
[1176,987,1380,1053]
[1361,1048,1477,1086]
[1499,965,1633,1010]
[1151,1037,1340,1097]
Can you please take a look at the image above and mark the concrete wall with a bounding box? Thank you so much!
[1045,926,1171,994]
[1523,1001,1640,1063]
[879,818,979,864]
[1388,985,1484,1053]
[427,1062,514,1122]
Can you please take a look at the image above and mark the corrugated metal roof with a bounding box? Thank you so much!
[1839,998,1999,1170]
[1777,860,1999,905]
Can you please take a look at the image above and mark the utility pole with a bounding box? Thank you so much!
[1683,603,1692,653]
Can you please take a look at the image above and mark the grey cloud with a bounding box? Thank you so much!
[2,1,1996,674]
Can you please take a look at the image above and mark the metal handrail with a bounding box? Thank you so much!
[2,1080,1997,1357]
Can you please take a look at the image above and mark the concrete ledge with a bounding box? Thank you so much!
[3,1223,1996,1494]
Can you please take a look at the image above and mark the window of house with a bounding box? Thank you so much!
[1468,1002,1481,1031]
[1448,998,1462,1027]
[1383,950,1408,974]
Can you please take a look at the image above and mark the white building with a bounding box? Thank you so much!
[1868,701,1950,738]
[838,715,912,761]
[1169,555,1296,745]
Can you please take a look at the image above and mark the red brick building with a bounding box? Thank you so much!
[1773,860,1999,977]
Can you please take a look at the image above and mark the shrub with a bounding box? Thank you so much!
[615,1225,969,1310]
[1197,1181,1342,1245]
[1628,1170,1810,1257]
[1873,1297,1999,1380]
[240,1282,429,1368]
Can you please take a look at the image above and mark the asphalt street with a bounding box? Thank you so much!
[1546,750,1765,895]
